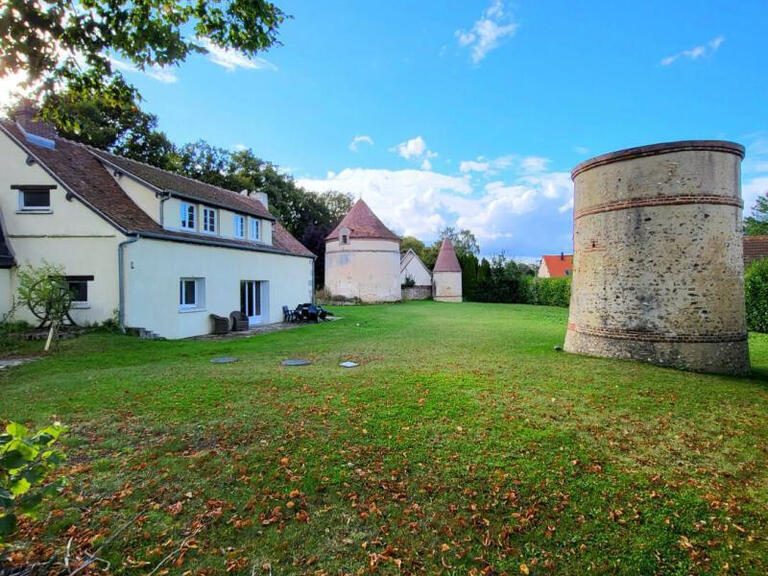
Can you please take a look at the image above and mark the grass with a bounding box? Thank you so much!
[1,301,767,575]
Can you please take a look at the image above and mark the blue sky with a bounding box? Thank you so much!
[12,0,768,258]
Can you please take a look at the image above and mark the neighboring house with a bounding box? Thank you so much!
[537,253,573,278]
[324,199,401,302]
[433,238,462,302]
[400,249,432,287]
[743,235,768,267]
[0,112,314,339]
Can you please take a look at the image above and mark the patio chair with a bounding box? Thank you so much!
[230,311,249,331]
[282,305,296,323]
[307,304,320,323]
[210,313,229,335]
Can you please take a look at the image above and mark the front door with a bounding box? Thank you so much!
[240,280,263,325]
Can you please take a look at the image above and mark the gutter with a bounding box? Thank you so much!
[118,234,140,332]
[136,229,315,259]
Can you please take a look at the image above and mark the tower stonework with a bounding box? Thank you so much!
[564,140,750,374]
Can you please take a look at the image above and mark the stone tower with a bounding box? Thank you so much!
[433,238,462,302]
[324,199,401,302]
[564,140,750,374]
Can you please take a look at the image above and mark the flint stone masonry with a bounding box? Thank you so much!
[564,140,750,374]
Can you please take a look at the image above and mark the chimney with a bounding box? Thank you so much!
[560,251,564,260]
[253,191,269,210]
[14,101,57,141]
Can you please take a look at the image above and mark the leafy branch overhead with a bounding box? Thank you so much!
[0,0,287,93]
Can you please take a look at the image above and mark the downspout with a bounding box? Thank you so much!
[158,191,171,226]
[118,234,140,333]
[311,257,316,305]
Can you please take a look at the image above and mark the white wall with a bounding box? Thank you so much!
[537,260,550,278]
[325,238,401,302]
[0,131,125,326]
[123,237,313,339]
[434,271,462,302]
[400,252,432,286]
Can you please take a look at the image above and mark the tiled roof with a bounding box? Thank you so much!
[0,220,16,268]
[744,235,768,266]
[90,148,274,220]
[541,254,573,277]
[326,199,399,241]
[434,238,462,273]
[0,120,312,259]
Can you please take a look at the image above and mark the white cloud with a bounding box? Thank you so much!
[660,36,724,66]
[349,135,374,151]
[573,145,590,155]
[456,1,518,64]
[460,160,491,173]
[233,143,248,152]
[197,37,277,71]
[109,57,178,83]
[297,159,573,256]
[393,136,438,170]
[743,136,768,213]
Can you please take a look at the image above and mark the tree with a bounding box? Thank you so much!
[438,227,480,258]
[401,236,426,257]
[744,192,768,236]
[1,0,286,98]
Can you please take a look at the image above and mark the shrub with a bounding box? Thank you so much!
[745,258,768,333]
[402,275,416,288]
[0,421,67,541]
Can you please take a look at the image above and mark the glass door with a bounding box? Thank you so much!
[240,280,263,324]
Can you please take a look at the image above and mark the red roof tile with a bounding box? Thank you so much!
[744,235,768,266]
[541,254,573,277]
[434,238,462,273]
[326,199,399,241]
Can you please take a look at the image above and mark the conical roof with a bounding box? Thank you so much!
[434,238,462,273]
[326,199,399,242]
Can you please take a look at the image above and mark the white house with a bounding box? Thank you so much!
[0,113,314,339]
[324,199,401,302]
[400,249,432,287]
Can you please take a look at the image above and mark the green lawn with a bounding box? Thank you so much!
[1,301,767,575]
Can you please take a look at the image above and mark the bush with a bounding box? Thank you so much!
[528,276,571,308]
[745,258,768,333]
[0,422,67,541]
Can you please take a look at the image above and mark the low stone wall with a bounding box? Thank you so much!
[402,285,432,300]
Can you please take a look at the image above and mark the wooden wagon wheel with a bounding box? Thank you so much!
[27,277,76,328]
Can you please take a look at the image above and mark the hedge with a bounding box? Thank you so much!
[745,258,768,333]
[526,276,571,308]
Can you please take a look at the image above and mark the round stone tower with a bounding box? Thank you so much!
[564,140,750,374]
[433,238,462,302]
[324,199,401,302]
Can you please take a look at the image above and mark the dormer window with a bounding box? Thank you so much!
[14,185,54,213]
[180,202,196,230]
[234,214,245,238]
[341,234,349,245]
[250,218,260,241]
[202,207,217,234]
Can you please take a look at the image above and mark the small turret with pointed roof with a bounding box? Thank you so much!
[433,238,462,302]
[326,199,399,242]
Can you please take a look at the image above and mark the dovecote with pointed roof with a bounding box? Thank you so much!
[324,200,401,302]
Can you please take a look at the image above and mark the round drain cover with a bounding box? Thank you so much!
[281,359,311,366]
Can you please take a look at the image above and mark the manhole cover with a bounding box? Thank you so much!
[210,357,239,364]
[281,359,311,366]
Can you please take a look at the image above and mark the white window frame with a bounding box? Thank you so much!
[234,214,245,239]
[202,207,217,234]
[180,202,196,230]
[250,218,260,242]
[179,278,205,311]
[17,187,52,213]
